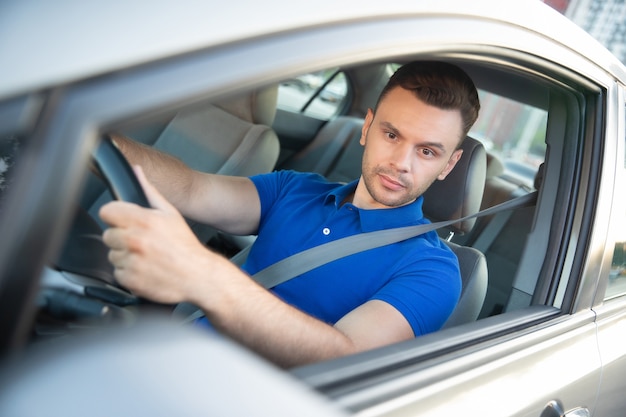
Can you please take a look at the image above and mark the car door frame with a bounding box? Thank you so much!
[590,81,626,416]
[0,8,622,417]
[294,69,615,417]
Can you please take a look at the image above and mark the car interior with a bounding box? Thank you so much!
[0,55,589,373]
[271,63,546,321]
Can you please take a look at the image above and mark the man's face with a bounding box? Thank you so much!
[356,86,464,210]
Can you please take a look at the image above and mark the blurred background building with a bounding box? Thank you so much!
[462,0,626,186]
[544,0,626,63]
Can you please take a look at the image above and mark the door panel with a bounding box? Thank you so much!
[593,298,626,416]
[344,311,601,417]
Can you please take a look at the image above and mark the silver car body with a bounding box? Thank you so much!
[0,1,625,416]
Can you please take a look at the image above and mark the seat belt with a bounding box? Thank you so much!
[176,191,537,323]
[253,191,537,289]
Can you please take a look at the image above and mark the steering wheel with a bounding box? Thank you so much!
[92,136,151,208]
[53,136,152,303]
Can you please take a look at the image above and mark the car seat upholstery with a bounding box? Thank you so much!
[453,153,528,246]
[421,135,487,238]
[154,86,280,178]
[86,85,280,244]
[442,242,488,328]
[429,137,488,328]
[279,116,489,327]
[279,116,365,183]
[468,159,543,318]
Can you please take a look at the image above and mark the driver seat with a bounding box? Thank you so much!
[423,136,488,328]
[237,132,489,329]
[281,112,489,327]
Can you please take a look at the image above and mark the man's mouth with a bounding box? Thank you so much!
[378,173,406,191]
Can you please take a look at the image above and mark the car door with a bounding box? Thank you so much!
[0,3,622,417]
[289,16,621,417]
[294,78,606,417]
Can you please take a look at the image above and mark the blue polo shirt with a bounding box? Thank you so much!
[242,170,461,336]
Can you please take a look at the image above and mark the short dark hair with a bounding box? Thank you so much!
[376,61,480,141]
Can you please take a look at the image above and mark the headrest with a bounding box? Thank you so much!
[215,85,278,126]
[422,136,487,235]
[485,152,504,179]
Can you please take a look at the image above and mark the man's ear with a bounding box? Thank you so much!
[360,109,374,146]
[438,149,463,180]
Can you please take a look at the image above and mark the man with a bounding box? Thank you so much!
[100,61,480,368]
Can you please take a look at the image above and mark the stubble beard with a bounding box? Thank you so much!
[361,162,434,208]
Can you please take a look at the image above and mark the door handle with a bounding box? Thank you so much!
[540,400,590,417]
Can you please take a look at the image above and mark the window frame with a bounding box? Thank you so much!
[598,84,626,301]
[0,10,616,401]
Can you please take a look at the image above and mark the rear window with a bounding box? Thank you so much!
[277,69,349,119]
[470,90,547,189]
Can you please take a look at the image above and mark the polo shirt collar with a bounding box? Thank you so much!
[325,179,426,232]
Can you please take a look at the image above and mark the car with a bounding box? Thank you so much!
[1,0,626,416]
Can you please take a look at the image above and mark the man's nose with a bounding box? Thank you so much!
[390,144,412,172]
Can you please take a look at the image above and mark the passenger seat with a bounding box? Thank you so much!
[86,86,280,245]
[279,116,364,183]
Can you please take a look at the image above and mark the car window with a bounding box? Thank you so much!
[277,69,348,119]
[605,106,626,299]
[470,90,547,188]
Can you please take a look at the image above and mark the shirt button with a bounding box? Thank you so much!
[322,227,331,235]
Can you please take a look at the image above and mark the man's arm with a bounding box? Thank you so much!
[100,168,414,368]
[110,134,260,235]
[205,290,415,368]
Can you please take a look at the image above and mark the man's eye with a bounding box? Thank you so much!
[386,132,397,140]
[420,148,434,157]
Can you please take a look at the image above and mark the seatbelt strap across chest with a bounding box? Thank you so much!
[175,191,537,323]
[252,191,538,289]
